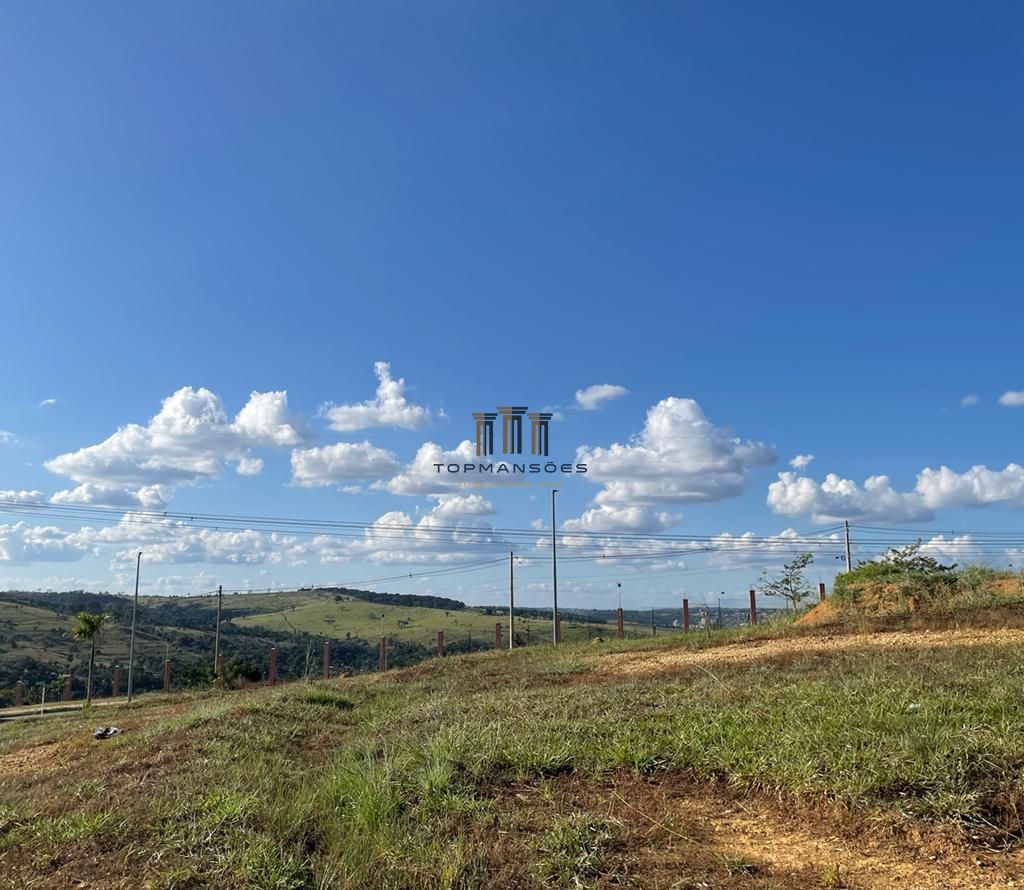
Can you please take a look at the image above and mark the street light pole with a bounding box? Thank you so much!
[126,551,142,703]
[508,550,515,650]
[551,489,559,644]
[213,584,223,675]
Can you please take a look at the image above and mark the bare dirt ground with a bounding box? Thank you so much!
[592,627,1024,679]
[503,771,1024,889]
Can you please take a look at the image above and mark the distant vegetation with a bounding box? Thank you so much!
[319,587,468,612]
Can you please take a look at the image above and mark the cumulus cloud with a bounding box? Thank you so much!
[334,504,504,565]
[427,493,495,517]
[0,521,91,564]
[769,462,1024,524]
[379,440,476,496]
[915,464,1024,509]
[44,386,308,504]
[767,471,933,523]
[998,391,1024,407]
[0,431,15,444]
[0,489,45,503]
[236,457,264,476]
[569,397,774,532]
[789,454,815,470]
[562,505,676,535]
[320,362,431,432]
[917,534,976,565]
[705,528,841,569]
[960,394,979,408]
[0,493,508,570]
[290,442,399,488]
[50,483,171,510]
[575,384,629,411]
[107,526,310,569]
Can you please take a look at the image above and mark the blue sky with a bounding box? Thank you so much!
[1,3,1022,608]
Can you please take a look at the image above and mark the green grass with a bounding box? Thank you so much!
[230,595,639,648]
[3,623,1024,887]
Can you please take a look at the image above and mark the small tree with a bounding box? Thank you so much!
[758,552,814,610]
[878,541,955,574]
[71,611,108,706]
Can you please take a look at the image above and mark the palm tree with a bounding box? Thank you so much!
[72,612,108,706]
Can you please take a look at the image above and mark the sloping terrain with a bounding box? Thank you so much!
[3,617,1024,888]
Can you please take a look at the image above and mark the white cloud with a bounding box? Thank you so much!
[998,391,1024,407]
[960,394,979,408]
[50,483,170,510]
[290,441,400,488]
[767,471,933,523]
[38,398,57,408]
[320,362,431,432]
[915,464,1024,509]
[917,534,976,565]
[107,526,309,569]
[44,386,309,503]
[335,505,504,565]
[575,384,629,411]
[575,397,774,514]
[0,501,504,570]
[0,522,90,564]
[236,457,264,476]
[769,462,1024,524]
[562,505,676,534]
[705,528,841,569]
[0,431,16,444]
[789,454,815,469]
[427,493,495,517]
[379,440,476,496]
[0,489,45,503]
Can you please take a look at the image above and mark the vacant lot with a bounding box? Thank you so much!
[2,622,1023,888]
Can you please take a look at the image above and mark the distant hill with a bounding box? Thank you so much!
[0,587,650,705]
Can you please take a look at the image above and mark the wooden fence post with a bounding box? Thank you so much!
[682,599,689,633]
[378,637,387,671]
[268,647,278,685]
[162,660,171,692]
[495,622,502,649]
[112,665,122,698]
[322,640,330,679]
[749,589,757,625]
[818,582,826,603]
[436,631,445,657]
[616,608,624,639]
[14,681,24,706]
[63,674,72,702]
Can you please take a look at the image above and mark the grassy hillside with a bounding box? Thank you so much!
[230,594,632,648]
[3,611,1024,888]
[0,588,651,704]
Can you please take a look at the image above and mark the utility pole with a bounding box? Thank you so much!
[844,520,853,573]
[508,551,515,650]
[551,489,559,644]
[213,584,223,675]
[127,551,142,703]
